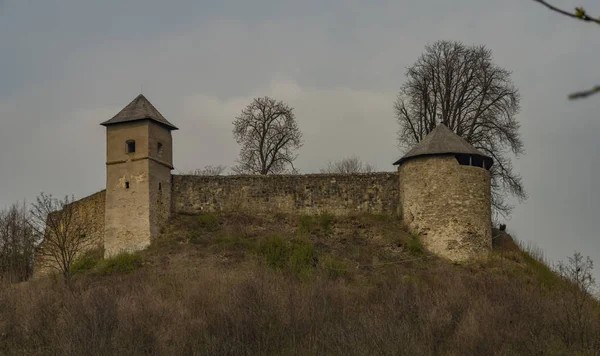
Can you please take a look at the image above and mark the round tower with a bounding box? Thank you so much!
[393,124,493,261]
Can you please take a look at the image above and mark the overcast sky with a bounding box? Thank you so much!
[1,0,599,270]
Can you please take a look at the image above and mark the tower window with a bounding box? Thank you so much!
[158,182,162,191]
[455,154,484,168]
[126,140,136,153]
[157,142,163,157]
[125,181,130,189]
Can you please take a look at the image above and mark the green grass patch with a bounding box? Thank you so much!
[214,233,259,252]
[407,234,425,256]
[189,230,214,246]
[70,247,104,274]
[196,212,220,231]
[96,252,143,275]
[320,254,353,280]
[521,251,560,287]
[258,235,316,279]
[297,213,334,236]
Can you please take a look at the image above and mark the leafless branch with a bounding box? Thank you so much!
[568,85,600,99]
[532,1,600,99]
[188,165,228,176]
[533,0,600,25]
[319,156,377,174]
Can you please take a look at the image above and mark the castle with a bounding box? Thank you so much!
[43,94,494,266]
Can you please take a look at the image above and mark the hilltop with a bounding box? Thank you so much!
[1,212,599,355]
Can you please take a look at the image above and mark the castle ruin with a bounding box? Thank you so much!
[40,94,494,266]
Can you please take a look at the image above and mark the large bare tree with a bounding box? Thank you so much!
[232,96,302,175]
[30,193,94,285]
[394,40,525,217]
[320,156,376,174]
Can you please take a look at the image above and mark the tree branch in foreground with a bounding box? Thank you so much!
[533,0,600,24]
[533,1,600,99]
[568,85,600,99]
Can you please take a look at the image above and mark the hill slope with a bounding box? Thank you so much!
[1,212,599,355]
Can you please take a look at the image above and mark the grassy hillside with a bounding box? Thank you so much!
[1,212,599,355]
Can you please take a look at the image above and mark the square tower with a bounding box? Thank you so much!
[100,94,178,257]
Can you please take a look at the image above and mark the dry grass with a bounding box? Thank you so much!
[1,213,599,355]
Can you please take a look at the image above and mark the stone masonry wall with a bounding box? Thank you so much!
[399,155,491,261]
[172,173,399,216]
[33,190,106,278]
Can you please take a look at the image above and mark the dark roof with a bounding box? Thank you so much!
[393,124,493,166]
[100,94,178,130]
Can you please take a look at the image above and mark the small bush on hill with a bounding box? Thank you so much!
[95,252,143,275]
[196,212,220,231]
[319,254,354,280]
[298,213,334,236]
[259,235,315,279]
[407,234,425,256]
[69,247,104,274]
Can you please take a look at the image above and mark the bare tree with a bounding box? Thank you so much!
[394,40,525,217]
[189,165,228,176]
[555,252,599,348]
[319,156,377,174]
[232,96,302,175]
[29,193,94,285]
[0,202,36,283]
[532,0,600,99]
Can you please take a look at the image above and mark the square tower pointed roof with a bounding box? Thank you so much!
[393,124,492,167]
[100,94,178,130]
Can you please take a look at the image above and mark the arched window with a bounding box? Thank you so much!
[157,142,163,157]
[126,140,136,153]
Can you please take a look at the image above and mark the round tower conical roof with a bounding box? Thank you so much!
[393,124,493,167]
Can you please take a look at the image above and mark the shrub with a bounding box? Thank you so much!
[197,212,220,231]
[298,215,313,234]
[258,235,315,278]
[69,247,104,274]
[189,230,211,245]
[260,235,289,270]
[317,213,333,235]
[96,252,143,275]
[288,239,315,279]
[297,213,334,236]
[407,234,425,256]
[320,254,353,280]
[214,233,259,252]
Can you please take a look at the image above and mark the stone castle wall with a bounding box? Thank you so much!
[33,190,106,278]
[33,158,494,276]
[172,173,399,216]
[398,155,492,261]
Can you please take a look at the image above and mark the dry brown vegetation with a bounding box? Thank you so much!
[1,213,599,355]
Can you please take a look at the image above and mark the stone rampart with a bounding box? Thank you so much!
[172,173,399,216]
[33,190,106,278]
